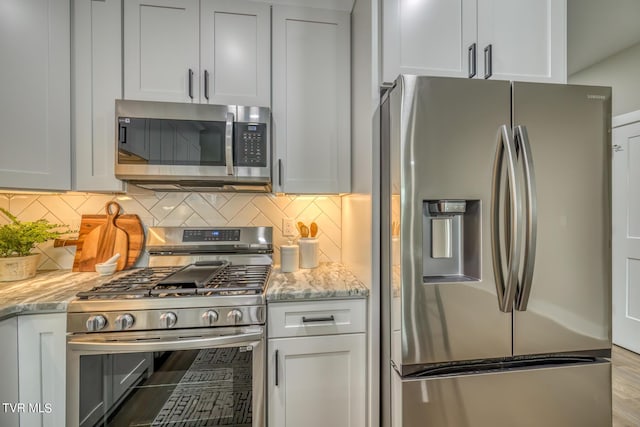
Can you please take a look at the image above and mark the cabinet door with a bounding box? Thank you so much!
[269,334,366,427]
[0,0,70,191]
[382,0,477,83]
[273,6,351,194]
[73,0,124,192]
[18,313,66,427]
[201,0,270,106]
[477,0,566,82]
[0,318,19,427]
[124,0,199,102]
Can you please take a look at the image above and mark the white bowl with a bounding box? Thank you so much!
[95,262,117,276]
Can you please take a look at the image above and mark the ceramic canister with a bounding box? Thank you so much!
[280,244,299,273]
[299,238,319,268]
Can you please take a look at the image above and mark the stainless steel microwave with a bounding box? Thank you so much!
[115,100,271,192]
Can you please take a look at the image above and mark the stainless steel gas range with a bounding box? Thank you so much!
[66,226,273,427]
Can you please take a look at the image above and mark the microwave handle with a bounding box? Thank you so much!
[118,124,126,144]
[225,112,234,176]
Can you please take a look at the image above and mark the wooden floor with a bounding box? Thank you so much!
[613,345,640,427]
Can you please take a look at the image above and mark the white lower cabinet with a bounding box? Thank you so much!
[267,299,366,427]
[0,317,19,427]
[17,313,67,427]
[0,314,66,427]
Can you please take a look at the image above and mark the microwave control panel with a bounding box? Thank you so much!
[235,123,267,167]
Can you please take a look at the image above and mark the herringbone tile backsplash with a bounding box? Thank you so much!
[0,193,341,270]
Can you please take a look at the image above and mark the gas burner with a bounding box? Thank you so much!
[76,264,271,300]
[204,265,272,296]
[67,226,273,334]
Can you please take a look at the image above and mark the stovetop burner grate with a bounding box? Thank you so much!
[203,264,272,296]
[76,264,271,300]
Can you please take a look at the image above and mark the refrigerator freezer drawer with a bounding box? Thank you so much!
[392,361,611,427]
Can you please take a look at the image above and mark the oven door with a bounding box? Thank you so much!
[66,326,264,427]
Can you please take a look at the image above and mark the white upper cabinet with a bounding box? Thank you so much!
[0,0,70,191]
[201,0,270,106]
[73,0,124,192]
[382,0,566,84]
[124,0,200,103]
[125,0,270,106]
[383,0,477,81]
[477,0,566,82]
[272,6,351,194]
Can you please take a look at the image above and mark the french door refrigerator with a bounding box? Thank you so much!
[380,75,612,427]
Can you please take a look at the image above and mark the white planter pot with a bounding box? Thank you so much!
[0,254,40,282]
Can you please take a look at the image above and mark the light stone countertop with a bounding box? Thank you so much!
[266,262,369,302]
[0,270,118,321]
[0,262,369,320]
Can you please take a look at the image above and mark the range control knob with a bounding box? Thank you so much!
[114,313,135,330]
[86,315,107,332]
[227,309,243,323]
[160,311,178,329]
[202,310,219,326]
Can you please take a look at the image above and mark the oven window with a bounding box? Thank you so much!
[79,347,253,426]
[118,118,227,166]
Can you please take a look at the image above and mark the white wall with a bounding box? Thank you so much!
[344,0,379,426]
[344,0,377,282]
[569,42,640,116]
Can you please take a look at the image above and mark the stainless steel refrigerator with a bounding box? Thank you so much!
[380,75,612,427]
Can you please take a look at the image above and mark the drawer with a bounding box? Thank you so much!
[268,299,366,338]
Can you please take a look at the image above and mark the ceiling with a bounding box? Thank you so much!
[568,0,640,75]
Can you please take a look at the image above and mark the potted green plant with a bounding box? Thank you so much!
[0,208,66,281]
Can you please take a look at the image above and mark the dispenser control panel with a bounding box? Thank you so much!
[428,200,467,215]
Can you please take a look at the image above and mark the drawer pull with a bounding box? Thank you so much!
[302,315,335,323]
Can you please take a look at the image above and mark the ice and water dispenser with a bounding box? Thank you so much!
[423,200,481,283]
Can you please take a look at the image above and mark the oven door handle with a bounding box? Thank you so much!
[68,331,263,353]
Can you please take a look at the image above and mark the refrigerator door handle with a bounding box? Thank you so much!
[491,125,522,312]
[514,125,537,311]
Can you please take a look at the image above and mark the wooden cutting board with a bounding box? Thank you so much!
[56,202,144,272]
[79,202,129,271]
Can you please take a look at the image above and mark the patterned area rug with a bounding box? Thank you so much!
[152,347,252,426]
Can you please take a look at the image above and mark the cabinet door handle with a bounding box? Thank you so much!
[301,315,335,323]
[188,68,194,99]
[204,70,210,100]
[275,350,279,386]
[484,44,493,79]
[468,43,477,78]
[278,159,283,187]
